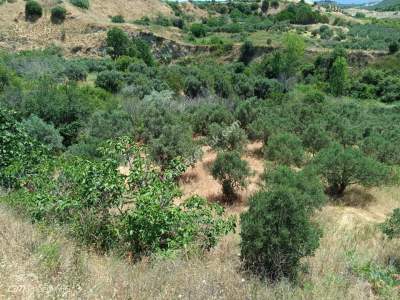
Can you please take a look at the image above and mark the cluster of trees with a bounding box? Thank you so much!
[1,110,235,256]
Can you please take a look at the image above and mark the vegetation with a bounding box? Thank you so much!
[311,143,390,197]
[25,0,42,22]
[70,0,89,10]
[241,186,321,280]
[2,1,400,297]
[51,6,67,24]
[211,151,250,201]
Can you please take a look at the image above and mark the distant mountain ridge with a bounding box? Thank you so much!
[370,0,400,10]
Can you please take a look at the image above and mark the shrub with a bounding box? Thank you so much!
[355,12,366,18]
[70,0,89,9]
[106,27,131,59]
[95,70,124,93]
[51,6,67,24]
[149,124,197,168]
[261,0,269,13]
[184,75,202,98]
[111,15,125,23]
[63,62,87,81]
[361,132,400,165]
[211,151,250,201]
[172,18,184,29]
[388,42,399,54]
[254,78,281,99]
[319,25,333,40]
[380,208,400,239]
[311,143,390,197]
[214,75,233,98]
[239,41,256,65]
[265,166,326,211]
[271,0,279,9]
[207,122,248,153]
[302,123,331,154]
[191,104,234,135]
[190,23,207,38]
[265,132,305,167]
[0,65,9,91]
[21,115,64,152]
[240,186,321,280]
[25,1,43,22]
[132,38,154,66]
[0,108,45,188]
[329,56,349,96]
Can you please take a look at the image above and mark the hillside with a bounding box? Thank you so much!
[371,0,400,11]
[1,1,400,299]
[0,0,176,55]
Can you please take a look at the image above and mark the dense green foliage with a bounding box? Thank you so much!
[51,6,67,24]
[111,15,125,24]
[2,133,235,256]
[211,151,250,201]
[311,143,390,197]
[241,186,321,280]
[70,0,89,10]
[25,0,42,22]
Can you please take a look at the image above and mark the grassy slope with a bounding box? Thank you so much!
[1,168,400,299]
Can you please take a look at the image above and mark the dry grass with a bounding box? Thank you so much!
[1,184,399,299]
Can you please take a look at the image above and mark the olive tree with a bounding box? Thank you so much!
[265,132,305,167]
[211,151,250,201]
[311,143,390,197]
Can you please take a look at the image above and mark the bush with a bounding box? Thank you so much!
[311,143,390,197]
[211,151,250,201]
[149,124,197,169]
[25,1,43,22]
[0,65,9,91]
[132,38,154,66]
[70,0,89,9]
[51,6,67,24]
[265,132,305,167]
[301,123,331,154]
[184,75,202,98]
[21,115,64,152]
[95,70,124,93]
[389,42,399,54]
[172,18,184,29]
[0,108,44,188]
[63,62,87,81]
[329,56,349,96]
[106,27,131,59]
[207,122,248,153]
[190,23,207,38]
[380,208,400,239]
[361,132,400,165]
[265,166,326,211]
[239,41,256,65]
[111,15,125,23]
[240,186,321,280]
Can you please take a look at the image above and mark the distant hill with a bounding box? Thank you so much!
[370,0,400,10]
